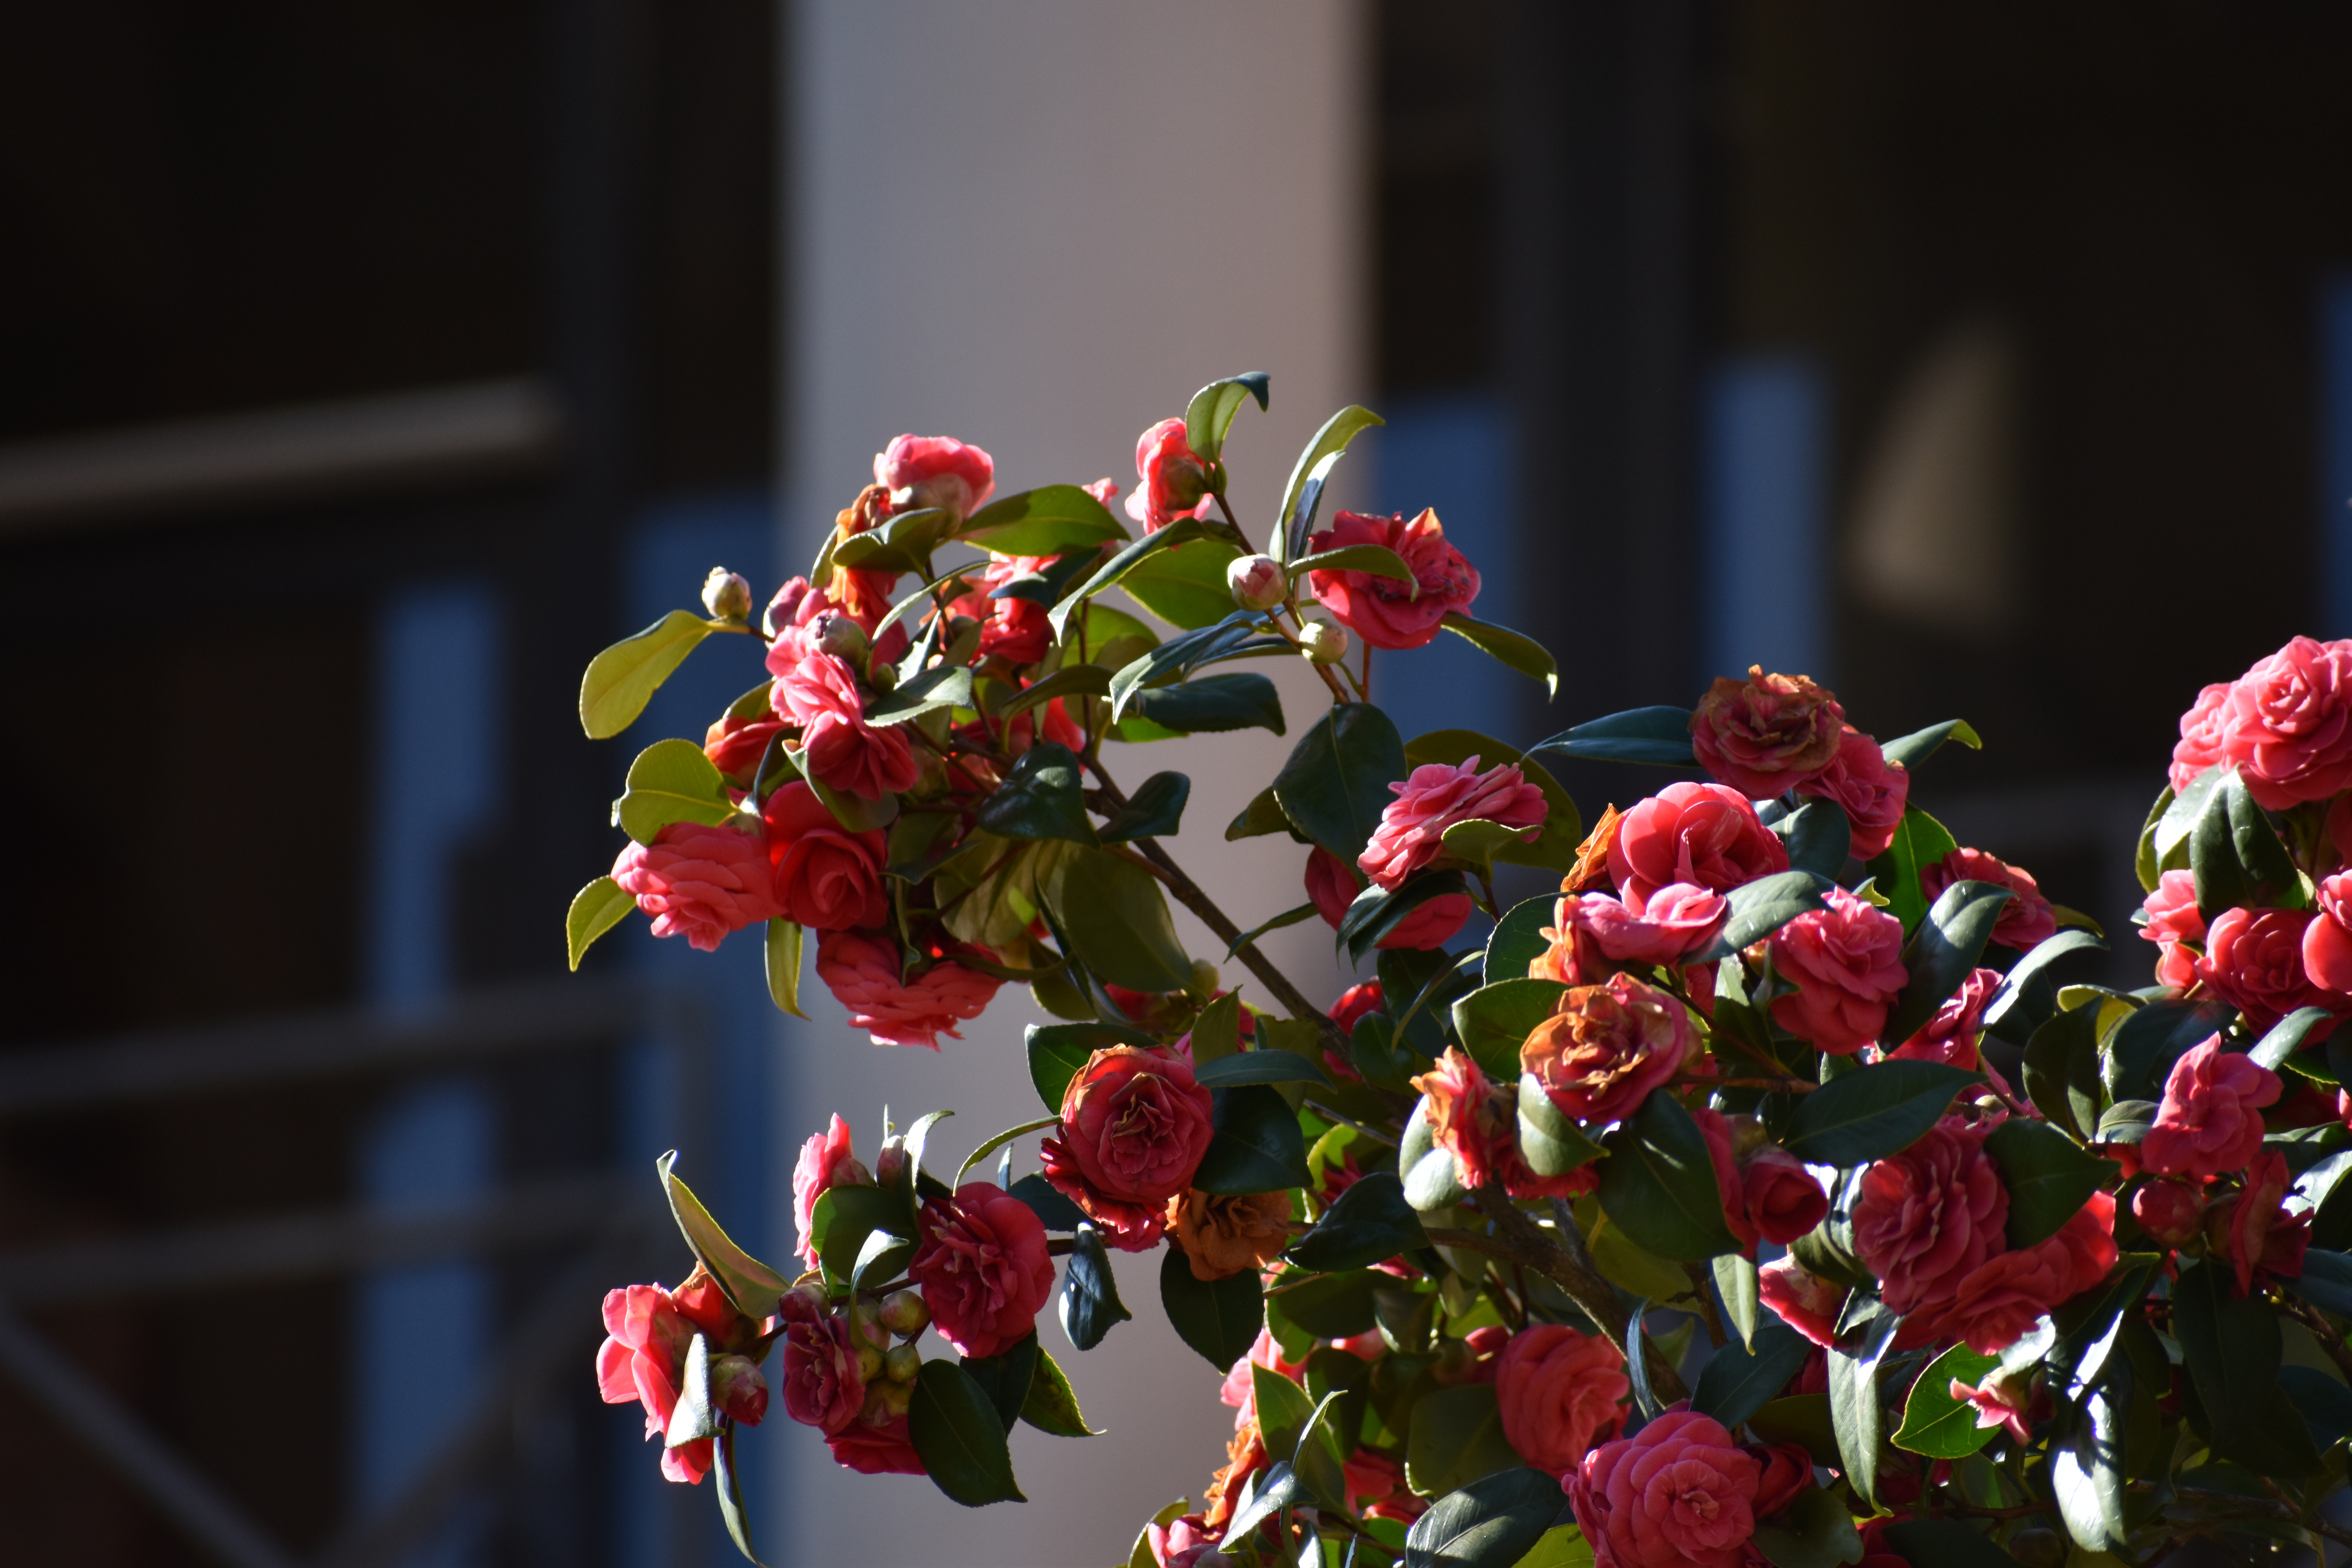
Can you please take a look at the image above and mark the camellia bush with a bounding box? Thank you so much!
[568,374,2352,1568]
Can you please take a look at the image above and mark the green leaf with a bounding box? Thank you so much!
[2051,1367,2131,1553]
[1750,1486,1863,1568]
[2254,1004,2336,1069]
[1486,896,1556,985]
[1403,730,1584,872]
[1596,1093,1744,1261]
[1060,1223,1132,1350]
[658,1151,791,1316]
[1226,785,1301,842]
[1877,1521,2024,1568]
[1338,871,1471,964]
[1183,371,1271,463]
[1276,405,1385,563]
[998,661,1113,720]
[1714,1252,1760,1350]
[1024,1021,1153,1113]
[567,876,634,971]
[960,1331,1040,1434]
[1781,1060,1978,1165]
[1518,1070,1607,1178]
[1440,613,1558,696]
[909,1360,1026,1506]
[955,1116,1061,1185]
[1100,772,1189,841]
[1286,1171,1429,1272]
[864,662,975,727]
[712,1424,767,1565]
[579,608,715,739]
[1049,518,1209,639]
[1507,1526,1595,1568]
[1451,978,1568,1082]
[1747,1393,1840,1465]
[1129,672,1287,736]
[811,1181,905,1296]
[2173,1257,2321,1476]
[2103,998,2237,1104]
[1690,869,1831,962]
[1879,719,1982,771]
[851,1227,913,1294]
[1220,1461,1301,1546]
[2286,1247,2352,1316]
[1038,845,1194,992]
[1530,705,1695,768]
[1984,1118,2116,1249]
[1253,1361,1320,1461]
[1269,1270,1381,1342]
[975,742,1098,846]
[793,744,899,832]
[2279,1364,2352,1452]
[1827,1305,1898,1508]
[1195,1049,1331,1089]
[1398,1094,1468,1212]
[1691,1321,1811,1431]
[1159,1245,1263,1369]
[1981,929,2106,1031]
[1403,1383,1523,1499]
[613,737,737,844]
[1891,1343,2002,1459]
[2021,1000,2104,1140]
[1438,818,1542,878]
[1107,611,1272,718]
[1289,542,1419,593]
[665,1332,722,1447]
[764,919,806,1017]
[2154,764,2223,870]
[1020,1343,1096,1436]
[1194,1085,1313,1194]
[1400,1466,1567,1568]
[1124,536,1247,630]
[1882,879,2013,1044]
[1861,806,1960,935]
[1226,902,1320,958]
[959,483,1130,556]
[1781,798,1853,878]
[2193,767,2307,918]
[1274,704,1409,865]
[1009,1172,1085,1231]
[1293,1386,1359,1513]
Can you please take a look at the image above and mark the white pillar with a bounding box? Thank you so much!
[777,3,1369,1562]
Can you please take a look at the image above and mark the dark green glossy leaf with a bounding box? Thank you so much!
[580,609,715,739]
[1338,871,1470,964]
[1193,1084,1312,1194]
[1403,1382,1523,1499]
[1451,978,1568,1082]
[659,1151,791,1316]
[909,1360,1025,1505]
[1751,1486,1862,1568]
[1623,1300,1659,1422]
[851,1228,913,1293]
[1691,1321,1811,1431]
[2288,1247,2352,1316]
[1047,517,1210,639]
[1982,929,2107,1032]
[1863,806,1960,936]
[1159,1245,1263,1369]
[1285,1171,1428,1272]
[2155,764,2223,873]
[1879,719,1981,771]
[1226,785,1300,842]
[997,660,1112,720]
[1221,1461,1300,1546]
[1289,541,1418,590]
[1882,880,2013,1044]
[2173,1257,2321,1476]
[955,1116,1060,1184]
[1891,1343,2001,1459]
[813,1182,906,1295]
[1827,1304,1898,1508]
[1252,1361,1320,1463]
[1183,371,1270,463]
[1877,1521,2022,1568]
[1277,405,1385,563]
[2193,767,2306,918]
[1100,771,1189,841]
[1123,535,1247,630]
[1194,1049,1331,1089]
[1189,991,1242,1065]
[975,741,1097,845]
[1782,798,1852,878]
[865,662,974,726]
[1401,1465,1564,1568]
[1597,1093,1744,1261]
[1691,870,1831,963]
[2051,1367,2130,1552]
[1106,611,1269,719]
[960,1330,1039,1434]
[1009,1172,1085,1230]
[1024,1021,1155,1113]
[1714,1252,1760,1350]
[1984,1118,2116,1249]
[1225,901,1319,959]
[567,876,634,971]
[2021,1001,2102,1139]
[1439,613,1559,695]
[1399,1095,1469,1212]
[1128,671,1286,736]
[1269,1270,1380,1341]
[2102,998,2236,1104]
[961,483,1130,557]
[2254,1004,2334,1070]
[1060,1223,1131,1350]
[713,1423,767,1566]
[664,1332,720,1447]
[1486,896,1555,985]
[1781,1060,1978,1165]
[1273,704,1408,865]
[1017,1344,1094,1439]
[2279,1364,2352,1452]
[1038,845,1194,992]
[1531,704,1695,767]
[1518,1070,1606,1178]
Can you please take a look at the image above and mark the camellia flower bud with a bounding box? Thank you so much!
[884,1342,921,1383]
[702,566,753,621]
[2132,1178,2203,1247]
[814,613,870,664]
[877,1289,931,1337]
[1226,553,1285,612]
[855,1339,886,1384]
[1186,960,1221,1000]
[874,1137,907,1188]
[1300,621,1349,664]
[708,1353,769,1425]
[864,1377,915,1422]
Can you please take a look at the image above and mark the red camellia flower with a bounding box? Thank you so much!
[1740,1143,1830,1246]
[2132,1178,2203,1246]
[1358,755,1548,890]
[1888,967,2000,1073]
[1303,845,1471,950]
[791,1113,873,1269]
[2171,681,2233,795]
[2305,870,2352,993]
[945,553,1056,667]
[2215,1148,2309,1296]
[1608,782,1789,906]
[612,820,782,953]
[1688,666,1845,799]
[1757,1256,1847,1348]
[762,782,889,931]
[1909,1192,2118,1353]
[704,710,788,782]
[1124,417,1215,533]
[1569,1408,1763,1568]
[814,930,1003,1049]
[1521,972,1701,1125]
[1493,1323,1629,1475]
[775,648,921,802]
[1748,1441,1815,1520]
[1040,1045,1216,1251]
[874,432,996,516]
[1851,1116,2007,1319]
[1768,886,1907,1054]
[1919,848,2056,952]
[1560,883,1729,968]
[1794,728,1911,860]
[1329,979,1385,1036]
[2141,869,2206,993]
[2143,1037,2280,1178]
[2195,906,2346,1038]
[1305,507,1481,650]
[2219,635,2352,809]
[1413,1047,1506,1191]
[776,1288,864,1434]
[827,1414,926,1477]
[1694,1107,1757,1252]
[596,1270,765,1485]
[909,1180,1056,1359]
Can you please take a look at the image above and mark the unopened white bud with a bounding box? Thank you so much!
[702,567,753,621]
[1300,621,1350,665]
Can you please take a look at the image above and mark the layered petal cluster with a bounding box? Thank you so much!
[1358,755,1547,891]
[612,820,780,953]
[1689,666,1845,799]
[1305,507,1481,650]
[1041,1045,1216,1250]
[814,930,1002,1049]
[1608,782,1788,905]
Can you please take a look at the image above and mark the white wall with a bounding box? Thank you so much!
[773,2,1370,1563]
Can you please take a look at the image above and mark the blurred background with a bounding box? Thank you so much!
[3,2,2351,1564]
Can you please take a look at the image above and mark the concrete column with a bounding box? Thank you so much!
[777,3,1369,1562]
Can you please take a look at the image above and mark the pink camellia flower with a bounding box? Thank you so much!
[762,782,889,931]
[1303,507,1481,651]
[596,1270,764,1485]
[704,710,788,783]
[776,1288,864,1434]
[1920,848,2057,952]
[2171,681,2234,795]
[1748,1442,1815,1520]
[1569,1408,1762,1568]
[1851,1116,2007,1319]
[1359,755,1548,890]
[775,648,920,802]
[1220,1327,1308,1429]
[1889,967,2001,1073]
[1794,728,1911,860]
[1608,782,1790,906]
[827,1413,925,1476]
[2195,906,2346,1038]
[1521,972,1702,1125]
[874,432,996,516]
[1768,887,1908,1054]
[764,575,816,638]
[1905,1193,2118,1353]
[1412,1047,1508,1191]
[612,820,781,953]
[814,930,1002,1050]
[1689,666,1845,799]
[1949,1366,2035,1445]
[791,1113,873,1269]
[909,1180,1055,1359]
[2305,871,2352,993]
[1741,1143,1830,1246]
[1494,1324,1629,1475]
[1083,477,1119,508]
[1147,1514,1224,1568]
[1561,882,1729,967]
[2141,869,2206,993]
[1303,845,1472,950]
[1757,1256,1847,1348]
[2219,635,2352,809]
[1125,417,1215,533]
[2214,1149,2309,1297]
[2132,1179,2203,1247]
[1041,1045,1216,1251]
[2142,1036,2281,1178]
